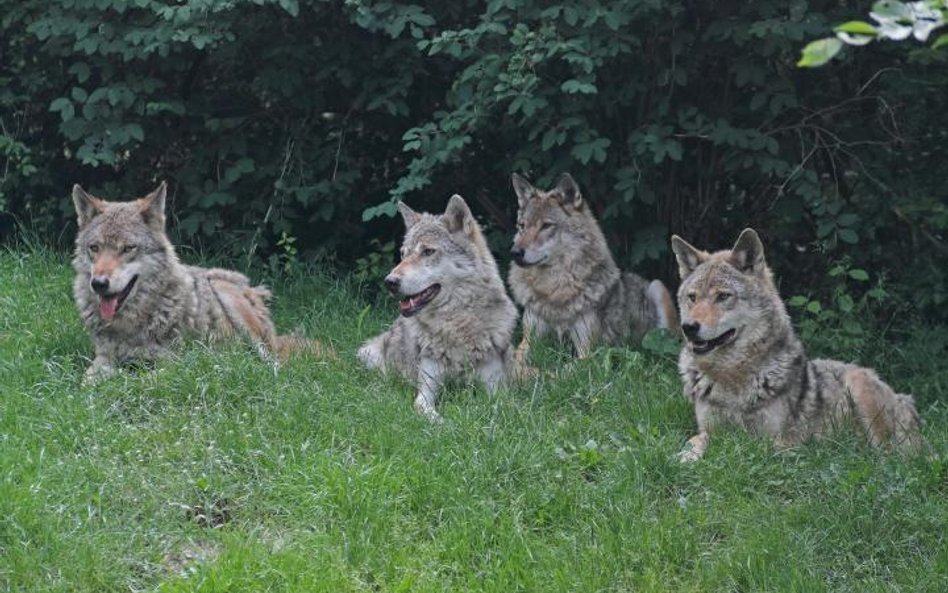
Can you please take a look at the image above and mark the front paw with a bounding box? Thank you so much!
[413,395,444,424]
[676,447,702,464]
[82,363,114,386]
[677,433,709,463]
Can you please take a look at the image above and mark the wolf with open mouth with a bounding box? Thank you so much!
[670,228,926,461]
[72,181,330,383]
[357,195,518,423]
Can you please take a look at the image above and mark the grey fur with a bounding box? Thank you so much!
[508,173,677,360]
[72,182,325,382]
[671,229,926,461]
[357,195,518,423]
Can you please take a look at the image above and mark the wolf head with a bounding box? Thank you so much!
[509,173,593,267]
[386,195,492,317]
[670,229,783,357]
[73,182,173,321]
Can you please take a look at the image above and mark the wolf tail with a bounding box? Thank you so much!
[647,280,680,334]
[273,334,336,362]
[891,392,927,454]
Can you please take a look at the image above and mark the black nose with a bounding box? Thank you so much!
[384,275,400,294]
[510,248,525,265]
[681,322,700,339]
[90,276,110,294]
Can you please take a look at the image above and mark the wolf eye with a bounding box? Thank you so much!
[541,222,556,231]
[121,244,137,254]
[516,221,525,231]
[687,292,697,303]
[89,244,100,253]
[421,247,436,257]
[715,292,732,303]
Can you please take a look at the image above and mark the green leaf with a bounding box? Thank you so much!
[806,301,822,314]
[68,63,91,84]
[797,38,843,68]
[933,34,948,50]
[838,228,858,244]
[571,137,611,164]
[49,97,75,122]
[788,295,809,307]
[560,79,598,94]
[848,269,870,281]
[833,21,877,36]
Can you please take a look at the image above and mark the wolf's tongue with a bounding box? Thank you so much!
[99,295,119,320]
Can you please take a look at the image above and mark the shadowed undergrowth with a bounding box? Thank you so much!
[1,249,947,592]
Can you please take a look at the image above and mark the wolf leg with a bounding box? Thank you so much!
[514,309,547,365]
[82,355,116,386]
[844,367,925,452]
[569,311,600,358]
[477,354,507,394]
[677,432,710,463]
[414,358,445,424]
[647,280,679,332]
[357,334,387,370]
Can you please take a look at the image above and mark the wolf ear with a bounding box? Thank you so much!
[554,173,583,209]
[443,194,477,238]
[728,228,766,274]
[72,185,106,227]
[511,173,535,208]
[671,235,708,279]
[140,181,167,230]
[397,201,421,230]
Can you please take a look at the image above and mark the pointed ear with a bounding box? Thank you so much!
[511,173,535,208]
[72,184,106,227]
[728,228,766,274]
[139,181,167,229]
[671,235,708,279]
[397,201,421,230]
[443,194,477,237]
[554,173,583,209]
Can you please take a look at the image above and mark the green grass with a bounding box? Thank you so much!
[1,248,947,592]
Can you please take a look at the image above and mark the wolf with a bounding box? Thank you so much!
[671,228,925,462]
[72,181,329,383]
[507,173,678,361]
[357,195,518,423]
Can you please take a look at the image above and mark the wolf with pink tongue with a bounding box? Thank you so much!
[72,181,330,383]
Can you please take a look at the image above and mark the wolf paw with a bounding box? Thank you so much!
[676,447,702,464]
[413,397,444,424]
[677,433,709,463]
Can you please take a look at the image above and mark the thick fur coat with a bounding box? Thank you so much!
[671,228,925,461]
[72,182,326,382]
[508,173,677,360]
[357,195,517,422]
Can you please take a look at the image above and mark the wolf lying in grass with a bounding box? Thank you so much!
[358,195,518,423]
[671,228,926,462]
[72,181,329,383]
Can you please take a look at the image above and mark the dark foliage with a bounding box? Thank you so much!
[1,0,946,317]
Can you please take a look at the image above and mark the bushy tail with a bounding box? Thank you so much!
[647,280,680,335]
[891,393,927,454]
[273,334,336,362]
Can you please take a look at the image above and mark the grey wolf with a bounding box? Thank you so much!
[357,195,518,423]
[671,228,925,462]
[72,181,329,382]
[507,173,677,361]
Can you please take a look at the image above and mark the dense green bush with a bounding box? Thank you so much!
[1,0,946,318]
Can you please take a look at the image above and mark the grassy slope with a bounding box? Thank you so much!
[1,249,946,593]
